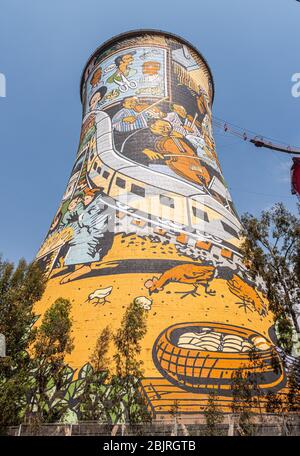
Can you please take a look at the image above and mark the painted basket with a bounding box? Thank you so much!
[152,322,286,395]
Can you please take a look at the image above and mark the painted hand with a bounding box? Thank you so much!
[143,149,164,160]
[123,116,136,123]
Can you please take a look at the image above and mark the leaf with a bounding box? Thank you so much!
[51,397,64,407]
[60,408,78,424]
[45,376,55,391]
[41,401,50,413]
[46,385,57,400]
[26,375,37,388]
[61,366,75,385]
[78,363,93,379]
[63,379,86,402]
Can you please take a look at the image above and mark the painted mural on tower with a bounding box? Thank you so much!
[35,32,290,418]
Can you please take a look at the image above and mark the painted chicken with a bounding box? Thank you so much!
[144,263,216,299]
[227,274,268,316]
[86,286,113,306]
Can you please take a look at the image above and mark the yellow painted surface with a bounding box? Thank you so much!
[35,234,274,372]
[35,32,287,415]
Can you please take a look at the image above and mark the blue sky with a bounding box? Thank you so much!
[0,0,299,264]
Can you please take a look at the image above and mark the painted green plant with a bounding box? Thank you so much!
[20,362,143,424]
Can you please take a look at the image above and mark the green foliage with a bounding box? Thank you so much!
[265,366,300,414]
[204,392,223,436]
[240,203,300,353]
[25,297,74,424]
[114,300,147,375]
[90,325,111,373]
[0,258,46,366]
[265,391,283,413]
[78,327,112,422]
[0,258,152,429]
[0,258,46,429]
[33,297,74,362]
[276,315,294,354]
[0,369,29,432]
[231,369,255,436]
[286,368,300,412]
[112,301,152,424]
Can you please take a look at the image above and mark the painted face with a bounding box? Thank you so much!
[123,97,137,109]
[89,92,101,110]
[84,194,94,206]
[150,120,172,136]
[121,54,134,66]
[142,61,160,75]
[90,68,102,87]
[173,104,187,118]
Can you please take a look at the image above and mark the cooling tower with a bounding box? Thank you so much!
[35,30,287,418]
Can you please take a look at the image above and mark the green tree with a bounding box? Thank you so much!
[240,203,300,353]
[79,326,112,421]
[276,315,294,354]
[25,298,74,423]
[265,368,300,435]
[231,368,255,436]
[112,300,151,425]
[169,400,180,436]
[265,390,283,413]
[0,258,46,430]
[203,392,223,436]
[90,325,111,373]
[286,368,300,412]
[247,346,268,416]
[0,258,46,366]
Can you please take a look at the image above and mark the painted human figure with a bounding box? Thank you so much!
[196,89,213,137]
[165,104,201,137]
[143,119,211,187]
[112,96,152,132]
[89,86,107,111]
[60,188,115,284]
[139,61,163,86]
[90,67,102,88]
[183,130,220,171]
[60,195,84,227]
[106,52,136,85]
[163,103,219,170]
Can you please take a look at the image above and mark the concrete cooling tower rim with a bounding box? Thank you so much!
[79,29,215,104]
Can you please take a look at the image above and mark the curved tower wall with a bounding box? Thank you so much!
[35,31,285,416]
